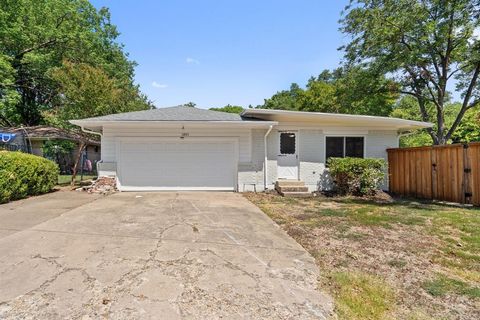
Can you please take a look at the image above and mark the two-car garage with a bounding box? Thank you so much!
[70,106,277,192]
[116,138,238,191]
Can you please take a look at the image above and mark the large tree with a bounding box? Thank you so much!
[44,60,151,184]
[392,95,480,146]
[341,0,480,144]
[260,83,306,111]
[259,67,397,116]
[0,0,149,126]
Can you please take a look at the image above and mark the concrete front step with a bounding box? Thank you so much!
[276,186,309,193]
[275,180,311,197]
[275,180,306,187]
[277,191,312,198]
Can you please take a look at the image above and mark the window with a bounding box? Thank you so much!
[326,136,364,161]
[280,132,296,154]
[345,137,364,158]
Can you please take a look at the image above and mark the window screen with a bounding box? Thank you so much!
[345,137,364,158]
[325,137,344,161]
[280,132,296,154]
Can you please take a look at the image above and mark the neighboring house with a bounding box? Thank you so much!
[0,126,100,174]
[70,106,432,192]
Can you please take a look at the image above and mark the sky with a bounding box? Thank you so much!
[90,0,350,109]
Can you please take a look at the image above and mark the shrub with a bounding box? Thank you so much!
[327,157,386,196]
[0,151,59,203]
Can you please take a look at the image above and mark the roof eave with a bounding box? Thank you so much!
[242,109,433,130]
[70,120,278,128]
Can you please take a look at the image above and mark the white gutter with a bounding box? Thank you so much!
[243,109,434,128]
[80,126,102,138]
[263,125,274,190]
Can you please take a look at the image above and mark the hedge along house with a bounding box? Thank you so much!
[70,106,432,192]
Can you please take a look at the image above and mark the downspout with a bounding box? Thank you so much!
[264,125,274,190]
[80,126,103,174]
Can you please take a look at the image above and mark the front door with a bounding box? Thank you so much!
[277,131,298,179]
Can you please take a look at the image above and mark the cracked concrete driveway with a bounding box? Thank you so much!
[0,191,333,319]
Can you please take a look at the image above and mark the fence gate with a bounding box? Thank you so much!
[387,143,480,206]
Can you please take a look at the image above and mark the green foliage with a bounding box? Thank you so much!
[341,0,480,144]
[0,151,59,203]
[47,61,150,129]
[184,102,196,108]
[327,157,386,196]
[261,83,305,110]
[0,54,20,126]
[209,104,244,114]
[259,66,398,116]
[314,67,399,116]
[392,96,480,146]
[42,140,75,160]
[0,0,151,126]
[451,108,480,143]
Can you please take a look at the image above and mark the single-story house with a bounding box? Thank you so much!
[0,126,101,174]
[70,106,432,192]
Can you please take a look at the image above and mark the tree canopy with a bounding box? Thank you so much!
[341,0,480,144]
[258,66,398,116]
[209,104,244,114]
[0,0,151,127]
[44,61,149,129]
[392,95,480,146]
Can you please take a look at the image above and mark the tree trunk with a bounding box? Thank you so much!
[71,142,86,188]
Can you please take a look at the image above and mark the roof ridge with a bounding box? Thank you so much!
[73,105,244,122]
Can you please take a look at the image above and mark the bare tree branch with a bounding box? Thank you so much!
[446,63,480,140]
[15,39,57,60]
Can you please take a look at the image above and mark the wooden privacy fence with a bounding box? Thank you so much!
[387,143,480,206]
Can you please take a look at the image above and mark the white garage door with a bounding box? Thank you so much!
[117,139,237,191]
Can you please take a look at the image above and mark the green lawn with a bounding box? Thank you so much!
[58,175,97,186]
[245,193,480,320]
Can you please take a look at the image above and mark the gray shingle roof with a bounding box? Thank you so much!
[79,106,243,121]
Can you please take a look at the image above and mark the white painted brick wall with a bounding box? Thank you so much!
[238,129,266,191]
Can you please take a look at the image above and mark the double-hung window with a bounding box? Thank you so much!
[325,136,364,162]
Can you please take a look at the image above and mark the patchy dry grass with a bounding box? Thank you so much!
[331,271,396,320]
[244,193,480,320]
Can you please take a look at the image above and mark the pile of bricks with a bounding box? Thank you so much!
[81,177,117,195]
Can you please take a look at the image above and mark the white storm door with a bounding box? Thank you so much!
[277,131,298,179]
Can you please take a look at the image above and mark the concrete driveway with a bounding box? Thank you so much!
[0,191,333,319]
